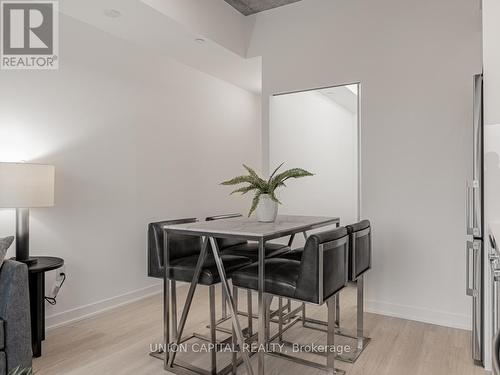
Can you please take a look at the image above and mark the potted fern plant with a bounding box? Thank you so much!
[221,163,314,222]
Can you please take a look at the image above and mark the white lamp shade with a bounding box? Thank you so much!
[0,163,55,208]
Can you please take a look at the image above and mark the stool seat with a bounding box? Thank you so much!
[232,258,301,299]
[278,248,303,261]
[168,254,252,285]
[222,242,290,261]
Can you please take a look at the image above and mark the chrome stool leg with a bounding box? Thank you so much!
[295,281,371,363]
[356,276,368,350]
[209,285,217,375]
[333,275,371,363]
[221,286,228,320]
[265,295,272,343]
[171,280,178,340]
[233,285,239,316]
[278,298,283,343]
[327,296,343,374]
[335,293,340,327]
[247,290,253,337]
[266,295,345,374]
[286,299,291,324]
[301,303,306,326]
[232,285,238,374]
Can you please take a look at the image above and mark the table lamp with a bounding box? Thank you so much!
[0,162,55,265]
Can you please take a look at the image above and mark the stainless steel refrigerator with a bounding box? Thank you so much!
[466,73,484,365]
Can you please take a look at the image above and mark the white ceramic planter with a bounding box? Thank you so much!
[256,194,278,222]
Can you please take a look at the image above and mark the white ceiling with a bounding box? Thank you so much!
[60,0,262,93]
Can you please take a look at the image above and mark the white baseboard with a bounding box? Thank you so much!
[365,299,472,331]
[45,286,471,332]
[45,283,163,330]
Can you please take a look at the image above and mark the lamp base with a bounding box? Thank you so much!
[13,256,38,266]
[15,208,34,265]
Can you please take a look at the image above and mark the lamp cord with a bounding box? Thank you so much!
[44,273,66,305]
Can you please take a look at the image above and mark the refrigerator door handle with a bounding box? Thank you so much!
[472,179,481,237]
[492,266,500,336]
[466,181,474,235]
[472,239,482,362]
[466,240,478,296]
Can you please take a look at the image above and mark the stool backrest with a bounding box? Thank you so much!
[148,218,199,278]
[206,213,247,250]
[295,227,348,304]
[346,220,371,281]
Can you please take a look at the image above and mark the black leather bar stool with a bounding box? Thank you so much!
[206,214,290,337]
[344,220,372,359]
[147,218,253,375]
[231,227,349,374]
[279,220,372,363]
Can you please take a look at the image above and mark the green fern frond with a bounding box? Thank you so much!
[230,185,257,195]
[242,164,268,190]
[270,168,314,191]
[220,175,255,186]
[268,162,285,184]
[248,191,262,217]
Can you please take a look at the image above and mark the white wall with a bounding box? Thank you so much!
[270,91,358,225]
[248,0,482,329]
[0,15,261,326]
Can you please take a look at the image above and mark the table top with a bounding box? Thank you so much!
[26,256,64,274]
[164,215,340,241]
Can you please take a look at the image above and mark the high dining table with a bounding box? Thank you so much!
[163,215,340,375]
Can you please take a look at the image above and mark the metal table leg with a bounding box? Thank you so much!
[258,239,265,375]
[168,237,209,367]
[164,232,171,370]
[209,237,254,375]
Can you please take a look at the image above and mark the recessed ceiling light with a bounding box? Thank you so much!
[104,9,121,18]
[194,38,206,44]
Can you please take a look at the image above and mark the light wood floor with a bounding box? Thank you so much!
[34,284,488,375]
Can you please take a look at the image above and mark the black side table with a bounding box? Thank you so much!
[25,256,64,357]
